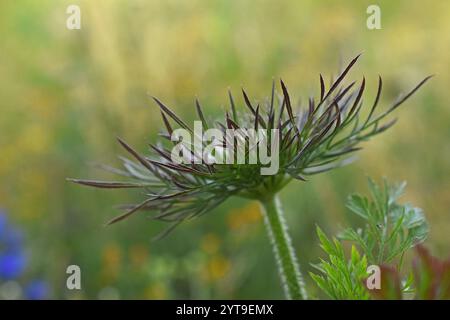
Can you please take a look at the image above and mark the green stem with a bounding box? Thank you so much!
[259,194,307,300]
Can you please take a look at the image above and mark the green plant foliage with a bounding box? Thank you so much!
[312,180,435,300]
[310,227,370,300]
[339,178,429,265]
[369,245,450,300]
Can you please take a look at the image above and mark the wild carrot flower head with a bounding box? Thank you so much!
[69,55,430,238]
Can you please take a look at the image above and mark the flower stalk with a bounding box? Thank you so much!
[69,55,431,299]
[259,194,307,300]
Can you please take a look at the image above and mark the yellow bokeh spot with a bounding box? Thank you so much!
[201,233,221,254]
[227,202,261,230]
[101,243,122,283]
[145,283,168,300]
[129,244,149,268]
[204,255,231,282]
[20,123,50,155]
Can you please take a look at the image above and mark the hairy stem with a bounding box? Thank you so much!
[259,194,307,300]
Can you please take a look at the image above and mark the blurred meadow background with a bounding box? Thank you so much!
[0,0,449,299]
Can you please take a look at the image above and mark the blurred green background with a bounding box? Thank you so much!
[0,0,449,299]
